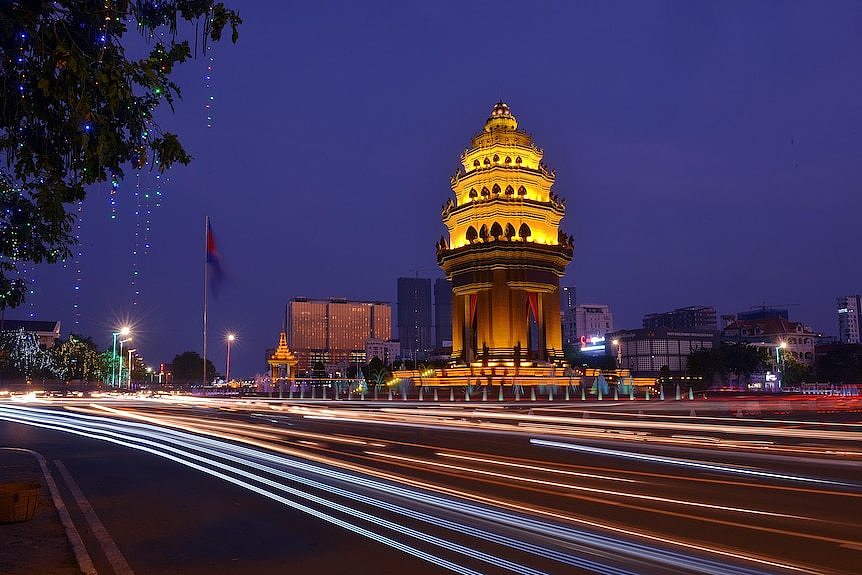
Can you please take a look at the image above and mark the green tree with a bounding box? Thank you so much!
[780,353,811,386]
[170,351,215,384]
[51,334,105,381]
[0,1,241,308]
[816,345,862,382]
[0,328,52,379]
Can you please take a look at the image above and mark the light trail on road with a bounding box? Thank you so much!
[2,398,859,574]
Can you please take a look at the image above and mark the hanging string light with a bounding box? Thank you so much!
[71,201,84,325]
[204,43,215,128]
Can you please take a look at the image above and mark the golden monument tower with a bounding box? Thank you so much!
[436,102,573,371]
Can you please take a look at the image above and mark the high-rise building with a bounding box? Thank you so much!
[434,278,452,349]
[397,277,433,360]
[560,285,578,351]
[575,304,614,342]
[643,306,717,332]
[288,297,391,373]
[559,285,576,312]
[837,295,862,344]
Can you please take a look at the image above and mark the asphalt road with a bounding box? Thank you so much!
[1,396,860,574]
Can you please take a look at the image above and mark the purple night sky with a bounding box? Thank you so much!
[10,1,862,377]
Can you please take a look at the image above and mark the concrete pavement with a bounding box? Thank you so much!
[0,447,82,575]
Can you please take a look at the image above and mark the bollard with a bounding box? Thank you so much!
[402,387,407,401]
[388,389,393,401]
[361,391,365,401]
[688,387,694,400]
[450,387,455,402]
[433,388,439,402]
[581,387,586,401]
[629,387,634,400]
[465,388,470,402]
[482,387,488,402]
[565,387,570,401]
[659,387,665,400]
[300,387,305,399]
[645,388,650,400]
[613,388,618,401]
[311,387,316,399]
[598,387,603,401]
[322,386,327,400]
[374,387,378,401]
[675,384,681,400]
[515,387,521,401]
[348,389,353,401]
[289,388,294,399]
[419,388,424,401]
[530,388,536,402]
[498,386,504,402]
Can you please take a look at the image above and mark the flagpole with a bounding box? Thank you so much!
[203,215,208,386]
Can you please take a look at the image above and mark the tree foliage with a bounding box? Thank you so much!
[170,350,215,384]
[0,327,53,378]
[52,334,105,380]
[686,343,769,388]
[1,1,241,308]
[815,345,862,383]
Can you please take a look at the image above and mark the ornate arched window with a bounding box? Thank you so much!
[481,187,490,197]
[504,185,514,195]
[479,224,489,241]
[518,223,531,240]
[469,188,478,199]
[515,156,522,164]
[483,157,490,166]
[492,184,501,195]
[517,186,527,196]
[493,154,499,163]
[505,156,511,164]
[466,226,478,243]
[473,159,480,167]
[490,222,503,239]
[505,223,516,239]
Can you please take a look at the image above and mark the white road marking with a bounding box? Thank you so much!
[55,459,135,575]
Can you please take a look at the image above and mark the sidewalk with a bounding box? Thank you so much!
[0,448,81,575]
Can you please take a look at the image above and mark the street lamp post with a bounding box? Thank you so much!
[118,337,131,390]
[776,341,787,390]
[226,333,235,388]
[127,349,136,390]
[110,326,131,388]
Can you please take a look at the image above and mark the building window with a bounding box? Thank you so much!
[517,185,527,196]
[473,159,480,167]
[490,222,503,239]
[505,185,514,195]
[505,156,511,164]
[493,154,499,163]
[492,184,501,195]
[505,223,516,239]
[479,224,489,241]
[515,156,522,164]
[469,188,478,199]
[518,223,531,240]
[481,187,490,197]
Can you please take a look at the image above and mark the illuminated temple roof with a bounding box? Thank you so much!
[268,330,297,366]
[484,101,518,131]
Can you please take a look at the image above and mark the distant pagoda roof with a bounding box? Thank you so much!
[268,330,297,366]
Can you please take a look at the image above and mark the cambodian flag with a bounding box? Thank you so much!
[206,218,224,297]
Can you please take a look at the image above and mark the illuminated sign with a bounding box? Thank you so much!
[579,335,606,353]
